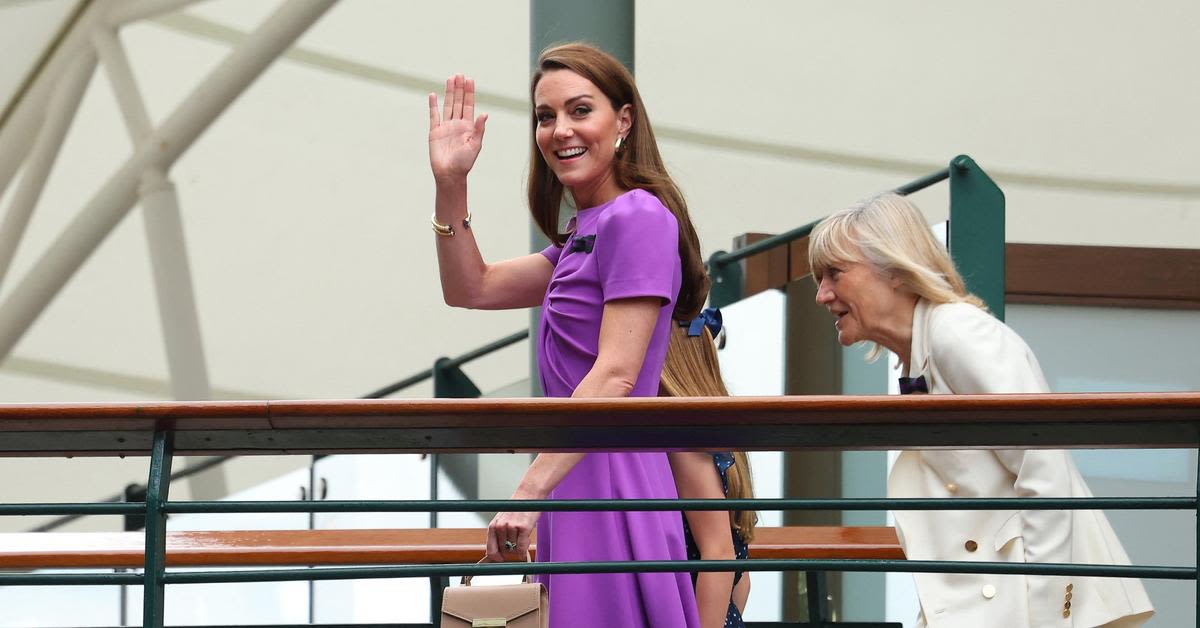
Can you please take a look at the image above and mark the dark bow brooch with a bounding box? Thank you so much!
[569,234,596,253]
[898,375,929,395]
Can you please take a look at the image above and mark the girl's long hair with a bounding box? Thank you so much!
[528,43,708,320]
[659,324,757,541]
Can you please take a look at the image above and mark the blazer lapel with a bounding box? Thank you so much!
[907,298,933,382]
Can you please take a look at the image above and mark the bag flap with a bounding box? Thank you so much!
[441,582,546,622]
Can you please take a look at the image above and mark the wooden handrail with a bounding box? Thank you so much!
[0,393,1197,456]
[0,526,903,570]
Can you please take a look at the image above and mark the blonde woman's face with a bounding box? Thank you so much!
[814,259,904,347]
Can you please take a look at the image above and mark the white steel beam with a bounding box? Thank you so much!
[92,28,153,140]
[95,27,212,400]
[0,1,105,203]
[0,50,96,289]
[0,0,339,361]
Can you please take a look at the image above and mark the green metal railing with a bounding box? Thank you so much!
[30,328,530,534]
[1,394,1197,627]
[707,154,1006,316]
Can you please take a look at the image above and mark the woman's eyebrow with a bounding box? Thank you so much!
[536,94,593,109]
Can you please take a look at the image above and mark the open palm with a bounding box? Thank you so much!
[428,74,488,181]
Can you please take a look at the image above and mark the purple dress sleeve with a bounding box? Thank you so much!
[595,192,679,304]
[540,243,564,266]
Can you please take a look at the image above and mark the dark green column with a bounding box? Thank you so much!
[531,0,635,71]
[948,155,1006,320]
[528,0,635,395]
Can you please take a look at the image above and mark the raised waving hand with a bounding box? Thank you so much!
[428,74,488,182]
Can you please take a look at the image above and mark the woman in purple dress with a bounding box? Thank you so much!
[426,43,707,627]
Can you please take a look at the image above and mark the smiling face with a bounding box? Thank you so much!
[814,257,907,348]
[533,69,631,207]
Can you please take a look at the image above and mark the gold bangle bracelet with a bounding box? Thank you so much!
[431,212,471,237]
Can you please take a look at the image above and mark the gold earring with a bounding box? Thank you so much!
[614,135,623,151]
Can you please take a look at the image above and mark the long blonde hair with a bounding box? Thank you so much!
[659,323,757,542]
[527,43,709,320]
[808,192,985,359]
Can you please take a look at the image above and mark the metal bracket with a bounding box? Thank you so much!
[433,358,482,399]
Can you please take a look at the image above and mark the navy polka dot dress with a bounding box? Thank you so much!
[682,452,748,628]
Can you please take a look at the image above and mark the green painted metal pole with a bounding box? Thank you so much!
[163,496,1196,514]
[948,155,1006,319]
[143,430,174,628]
[529,0,634,396]
[158,559,1194,585]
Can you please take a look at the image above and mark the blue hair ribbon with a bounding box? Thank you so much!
[681,307,722,337]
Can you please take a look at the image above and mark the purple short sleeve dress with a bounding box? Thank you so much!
[536,189,700,628]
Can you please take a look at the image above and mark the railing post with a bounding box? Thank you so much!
[429,576,449,625]
[143,429,174,628]
[948,154,1006,319]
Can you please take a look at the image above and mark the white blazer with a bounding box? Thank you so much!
[889,299,1153,628]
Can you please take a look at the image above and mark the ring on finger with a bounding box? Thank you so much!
[504,540,517,552]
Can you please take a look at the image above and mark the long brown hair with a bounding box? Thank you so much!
[528,42,708,320]
[659,323,757,541]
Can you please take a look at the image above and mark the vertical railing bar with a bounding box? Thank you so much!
[429,576,448,624]
[143,430,174,628]
[429,453,439,529]
[118,567,128,627]
[308,456,317,624]
[1195,441,1198,627]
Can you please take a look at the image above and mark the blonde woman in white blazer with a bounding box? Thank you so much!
[807,193,1153,628]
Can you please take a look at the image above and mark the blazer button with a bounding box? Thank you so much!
[981,584,996,599]
[964,539,978,552]
[1063,609,1071,618]
[1066,583,1073,593]
[945,483,959,494]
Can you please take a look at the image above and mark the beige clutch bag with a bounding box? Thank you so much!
[441,558,548,628]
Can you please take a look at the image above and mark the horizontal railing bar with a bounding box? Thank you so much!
[707,219,822,268]
[708,166,954,269]
[157,559,1194,585]
[0,572,142,586]
[440,330,528,370]
[363,329,527,399]
[0,503,144,516]
[7,560,1189,587]
[162,496,1197,514]
[894,166,951,196]
[4,394,1198,455]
